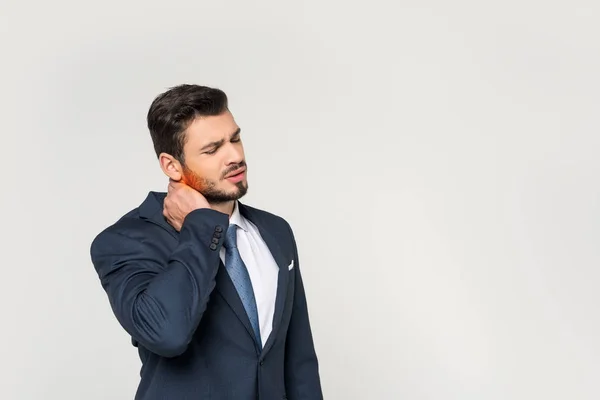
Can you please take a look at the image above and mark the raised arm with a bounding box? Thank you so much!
[90,208,229,358]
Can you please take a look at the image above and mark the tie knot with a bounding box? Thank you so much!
[224,224,238,249]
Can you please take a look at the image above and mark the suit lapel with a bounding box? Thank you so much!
[239,203,290,356]
[214,260,260,349]
[260,228,290,356]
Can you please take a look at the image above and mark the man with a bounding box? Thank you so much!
[90,84,323,400]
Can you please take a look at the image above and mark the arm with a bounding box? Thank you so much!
[284,224,324,399]
[90,208,229,358]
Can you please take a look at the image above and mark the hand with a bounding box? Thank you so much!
[163,179,211,231]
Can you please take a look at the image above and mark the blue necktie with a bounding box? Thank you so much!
[223,224,262,347]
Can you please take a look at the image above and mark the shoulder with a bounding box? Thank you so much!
[93,210,151,240]
[90,192,169,255]
[90,209,147,253]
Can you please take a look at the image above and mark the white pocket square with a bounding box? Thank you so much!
[288,260,294,270]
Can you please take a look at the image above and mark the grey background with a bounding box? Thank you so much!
[2,0,599,399]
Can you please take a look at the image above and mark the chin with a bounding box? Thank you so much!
[234,185,248,199]
[228,180,247,191]
[204,184,248,203]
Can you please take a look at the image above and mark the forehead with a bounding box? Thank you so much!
[184,111,239,146]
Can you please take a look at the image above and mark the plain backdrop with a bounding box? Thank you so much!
[1,0,599,399]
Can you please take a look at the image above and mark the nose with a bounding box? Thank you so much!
[224,141,244,165]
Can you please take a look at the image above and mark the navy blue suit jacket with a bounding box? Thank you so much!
[90,192,323,400]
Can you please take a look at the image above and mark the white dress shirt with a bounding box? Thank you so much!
[219,201,279,347]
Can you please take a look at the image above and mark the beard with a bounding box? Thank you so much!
[181,162,248,204]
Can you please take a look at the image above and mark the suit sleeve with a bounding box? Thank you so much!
[284,223,324,399]
[90,208,230,358]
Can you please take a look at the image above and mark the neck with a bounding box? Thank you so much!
[210,200,235,217]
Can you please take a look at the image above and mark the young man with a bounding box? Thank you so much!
[90,84,323,400]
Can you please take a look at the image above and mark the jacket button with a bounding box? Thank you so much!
[211,238,219,244]
[259,361,264,366]
[215,226,223,232]
[209,243,217,250]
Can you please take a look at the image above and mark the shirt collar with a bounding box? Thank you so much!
[229,201,249,232]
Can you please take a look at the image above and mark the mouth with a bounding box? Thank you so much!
[224,167,246,182]
[225,167,246,178]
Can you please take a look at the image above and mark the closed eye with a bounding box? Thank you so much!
[200,128,241,155]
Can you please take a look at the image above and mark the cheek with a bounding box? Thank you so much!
[205,162,225,182]
[184,158,224,185]
[182,169,207,191]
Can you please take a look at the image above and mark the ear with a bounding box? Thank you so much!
[158,153,183,181]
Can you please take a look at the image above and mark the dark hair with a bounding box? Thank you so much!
[146,84,229,163]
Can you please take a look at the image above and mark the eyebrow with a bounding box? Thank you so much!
[200,128,241,152]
